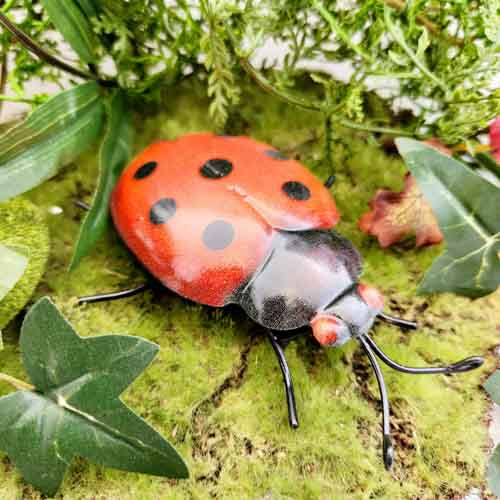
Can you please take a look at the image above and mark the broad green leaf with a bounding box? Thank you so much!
[0,297,188,496]
[488,445,500,497]
[70,90,133,270]
[41,0,97,63]
[75,0,99,18]
[395,138,500,297]
[485,370,500,405]
[0,82,104,202]
[475,152,500,178]
[0,244,28,301]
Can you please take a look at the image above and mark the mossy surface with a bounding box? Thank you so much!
[0,79,499,499]
[0,197,50,332]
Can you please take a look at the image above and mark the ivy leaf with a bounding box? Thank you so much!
[485,377,500,496]
[41,0,97,63]
[0,82,104,202]
[0,244,28,302]
[395,138,500,298]
[485,371,500,497]
[488,445,500,498]
[0,297,188,496]
[359,172,443,248]
[485,370,500,405]
[69,90,133,270]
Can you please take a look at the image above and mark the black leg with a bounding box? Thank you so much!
[78,283,150,305]
[364,334,484,375]
[271,329,308,349]
[378,312,417,330]
[358,335,394,470]
[267,330,299,429]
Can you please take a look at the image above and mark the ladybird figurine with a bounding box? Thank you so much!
[79,133,483,470]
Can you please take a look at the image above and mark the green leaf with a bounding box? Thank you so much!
[0,297,188,496]
[485,370,500,405]
[69,90,133,270]
[416,27,430,60]
[475,152,500,178]
[0,244,28,302]
[41,0,97,63]
[395,138,500,298]
[388,49,409,67]
[0,82,104,202]
[488,445,500,497]
[75,0,99,18]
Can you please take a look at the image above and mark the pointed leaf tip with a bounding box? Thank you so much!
[394,137,423,156]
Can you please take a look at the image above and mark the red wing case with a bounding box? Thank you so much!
[111,133,339,306]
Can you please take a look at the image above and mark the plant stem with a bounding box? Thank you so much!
[0,373,35,391]
[0,93,38,104]
[333,116,415,136]
[382,0,464,46]
[383,6,449,95]
[0,12,116,87]
[313,0,374,63]
[239,57,413,136]
[324,112,334,174]
[239,57,321,111]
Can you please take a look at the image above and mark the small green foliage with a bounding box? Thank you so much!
[0,297,188,496]
[396,139,500,297]
[0,1,60,103]
[90,0,201,96]
[0,0,497,138]
[200,0,241,130]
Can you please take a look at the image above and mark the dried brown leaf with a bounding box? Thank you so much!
[359,173,443,248]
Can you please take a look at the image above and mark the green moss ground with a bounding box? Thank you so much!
[0,79,499,499]
[0,198,50,332]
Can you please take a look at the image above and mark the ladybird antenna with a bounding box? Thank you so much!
[378,312,417,330]
[324,174,336,188]
[363,334,484,375]
[358,335,394,470]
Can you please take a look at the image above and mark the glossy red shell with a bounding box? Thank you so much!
[111,133,340,306]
